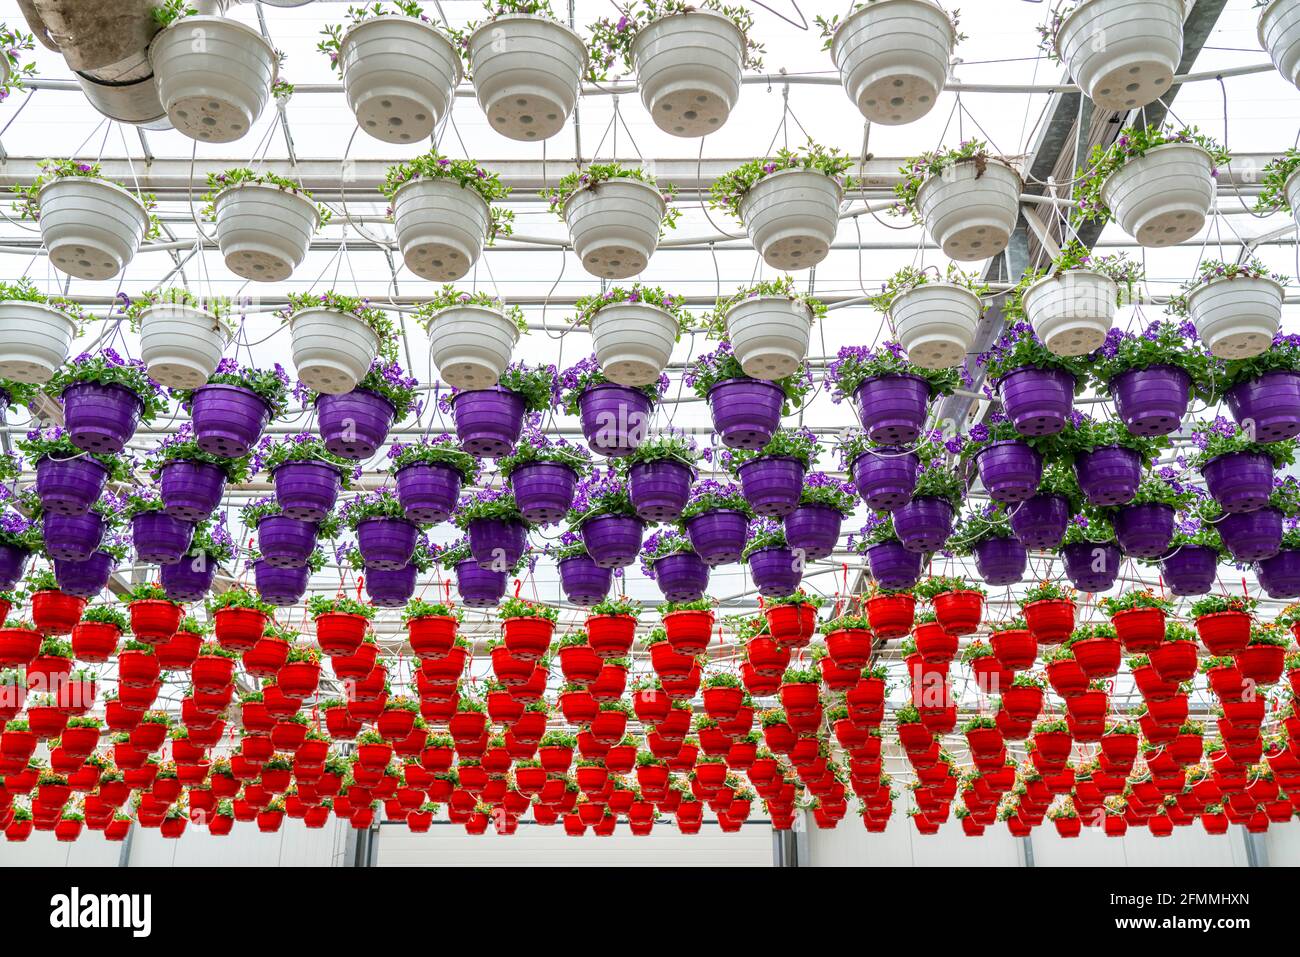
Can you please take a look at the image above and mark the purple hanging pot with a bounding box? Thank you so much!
[61,382,143,454]
[1111,365,1191,437]
[851,448,919,512]
[160,460,227,522]
[577,384,652,458]
[975,441,1043,504]
[256,515,319,569]
[708,378,783,450]
[629,459,693,522]
[998,367,1075,436]
[191,383,271,458]
[581,514,645,569]
[53,550,116,599]
[783,504,843,561]
[131,512,194,566]
[254,560,310,606]
[1218,507,1283,563]
[558,555,613,606]
[973,536,1027,586]
[1225,371,1300,443]
[866,541,924,590]
[161,556,218,602]
[737,456,805,518]
[1255,548,1300,598]
[651,551,710,603]
[683,509,749,567]
[366,564,418,607]
[356,517,419,570]
[395,462,463,525]
[509,462,577,526]
[1009,494,1070,549]
[467,517,528,570]
[34,455,108,516]
[891,496,955,553]
[0,544,31,590]
[455,560,508,608]
[1062,541,1121,593]
[317,389,396,460]
[1202,451,1273,514]
[272,461,343,523]
[747,546,802,598]
[1159,545,1218,597]
[854,374,930,445]
[43,511,105,563]
[453,387,526,459]
[1074,445,1141,507]
[1113,503,1175,558]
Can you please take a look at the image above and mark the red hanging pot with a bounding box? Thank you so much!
[1024,599,1075,645]
[69,621,120,662]
[1110,607,1165,653]
[913,621,957,664]
[1071,636,1122,679]
[558,644,602,685]
[933,590,983,636]
[990,629,1036,671]
[662,610,714,655]
[586,614,636,659]
[1150,639,1198,683]
[30,590,87,636]
[212,607,268,652]
[865,594,915,640]
[314,612,369,657]
[128,600,184,645]
[407,615,457,658]
[502,616,555,661]
[824,628,872,670]
[764,603,816,647]
[1194,611,1251,655]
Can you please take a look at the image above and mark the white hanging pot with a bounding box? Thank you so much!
[1100,143,1214,248]
[1022,270,1118,357]
[212,183,320,282]
[468,14,587,142]
[1260,0,1300,89]
[138,304,232,390]
[915,157,1021,262]
[724,296,813,380]
[149,15,278,143]
[392,178,491,281]
[289,308,381,395]
[1055,0,1184,112]
[1187,275,1284,359]
[738,168,843,271]
[426,305,521,390]
[564,178,666,280]
[337,15,462,144]
[829,0,954,126]
[37,178,150,281]
[631,10,744,136]
[890,283,982,370]
[590,303,679,387]
[0,301,79,384]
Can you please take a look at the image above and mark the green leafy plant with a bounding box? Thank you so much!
[381,152,513,241]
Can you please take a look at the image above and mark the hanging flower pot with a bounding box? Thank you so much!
[722,291,817,380]
[190,384,271,458]
[1202,451,1273,514]
[865,541,923,590]
[998,367,1075,436]
[1111,364,1192,437]
[54,550,115,598]
[650,551,710,603]
[737,456,805,518]
[466,517,527,570]
[159,460,226,522]
[136,300,232,390]
[131,511,194,566]
[1074,445,1142,507]
[1113,503,1175,559]
[1099,143,1215,247]
[737,168,842,272]
[747,546,802,598]
[1225,370,1300,442]
[558,554,613,606]
[366,564,417,607]
[0,297,80,384]
[1194,610,1251,656]
[629,459,693,522]
[975,440,1043,504]
[453,387,527,459]
[34,176,151,280]
[317,388,396,460]
[683,508,749,567]
[255,514,318,569]
[1160,545,1218,596]
[468,13,586,141]
[390,173,495,282]
[160,558,217,602]
[149,15,278,142]
[630,10,746,135]
[254,561,309,606]
[272,460,343,523]
[581,515,645,569]
[853,374,932,446]
[890,282,983,370]
[707,378,784,450]
[1260,0,1300,89]
[1024,598,1075,645]
[61,382,143,454]
[356,517,419,571]
[288,305,381,396]
[1052,0,1184,112]
[851,447,919,511]
[211,181,321,282]
[892,497,954,553]
[1186,273,1284,359]
[561,174,667,280]
[973,536,1027,586]
[1256,548,1300,598]
[915,156,1021,262]
[510,463,578,526]
[1219,507,1282,563]
[129,599,184,646]
[1062,541,1121,593]
[577,383,653,458]
[865,592,915,639]
[784,504,843,562]
[0,543,30,592]
[34,455,108,517]
[589,299,680,388]
[1009,493,1069,549]
[1023,270,1118,356]
[43,511,104,563]
[828,0,954,125]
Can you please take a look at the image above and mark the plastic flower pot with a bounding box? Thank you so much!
[973,536,1027,586]
[61,382,142,454]
[915,157,1021,262]
[1159,545,1219,597]
[891,283,983,370]
[1009,494,1069,549]
[580,515,645,569]
[257,515,318,568]
[631,9,743,135]
[0,300,79,384]
[829,0,953,125]
[509,462,577,526]
[137,303,230,390]
[783,504,843,561]
[590,302,679,387]
[160,460,227,522]
[466,517,527,570]
[865,540,923,589]
[853,374,930,445]
[1189,275,1284,359]
[723,296,814,379]
[975,440,1042,504]
[272,460,342,523]
[289,308,380,396]
[737,456,805,518]
[1023,270,1118,356]
[466,14,586,143]
[34,455,109,517]
[564,177,665,280]
[191,384,271,458]
[683,509,748,566]
[254,560,310,606]
[747,546,802,598]
[629,459,693,522]
[650,551,710,603]
[1260,0,1300,88]
[577,384,652,458]
[43,510,105,563]
[356,517,419,570]
[131,511,194,566]
[160,558,217,602]
[389,462,459,526]
[317,389,396,460]
[1195,611,1251,656]
[1202,451,1274,514]
[392,179,491,283]
[35,178,150,281]
[1074,445,1142,507]
[129,600,184,646]
[1024,599,1075,645]
[453,387,526,459]
[1113,503,1175,558]
[1225,371,1300,442]
[1219,507,1283,563]
[1100,143,1214,248]
[211,183,319,282]
[998,367,1075,436]
[1255,548,1300,598]
[365,564,417,608]
[1062,541,1121,593]
[0,543,31,590]
[1055,0,1183,112]
[1111,365,1191,437]
[707,378,784,450]
[891,496,954,553]
[54,550,115,598]
[847,448,917,513]
[738,169,841,272]
[557,555,613,606]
